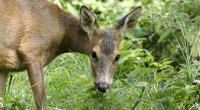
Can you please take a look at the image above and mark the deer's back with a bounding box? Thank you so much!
[0,0,67,71]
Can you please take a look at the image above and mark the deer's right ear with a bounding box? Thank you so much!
[116,6,142,32]
[80,6,98,35]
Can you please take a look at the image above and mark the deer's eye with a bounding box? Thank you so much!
[114,54,120,63]
[91,51,97,60]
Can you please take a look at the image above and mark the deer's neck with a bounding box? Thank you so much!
[58,15,92,56]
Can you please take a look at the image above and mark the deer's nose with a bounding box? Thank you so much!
[96,82,109,93]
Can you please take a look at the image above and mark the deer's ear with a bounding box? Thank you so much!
[80,6,98,34]
[116,6,142,32]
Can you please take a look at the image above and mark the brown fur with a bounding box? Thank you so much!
[0,0,91,71]
[0,0,91,109]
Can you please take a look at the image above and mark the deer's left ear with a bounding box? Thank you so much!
[116,6,142,32]
[80,6,98,35]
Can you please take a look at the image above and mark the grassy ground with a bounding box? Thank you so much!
[2,52,199,110]
[2,54,145,110]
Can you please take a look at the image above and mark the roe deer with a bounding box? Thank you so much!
[0,0,142,109]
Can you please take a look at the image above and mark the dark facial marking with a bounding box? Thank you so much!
[100,29,115,55]
[98,56,109,75]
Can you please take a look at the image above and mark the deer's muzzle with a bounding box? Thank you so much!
[95,82,111,93]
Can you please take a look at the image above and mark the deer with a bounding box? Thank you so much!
[0,0,142,109]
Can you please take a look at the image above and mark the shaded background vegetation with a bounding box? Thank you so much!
[1,0,200,110]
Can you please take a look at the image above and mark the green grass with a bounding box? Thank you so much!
[2,54,145,110]
[2,52,199,110]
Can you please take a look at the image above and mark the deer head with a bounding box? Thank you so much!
[80,6,142,93]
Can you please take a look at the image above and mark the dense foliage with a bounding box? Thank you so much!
[1,0,200,110]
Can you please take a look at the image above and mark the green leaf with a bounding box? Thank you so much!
[136,82,148,87]
[192,16,200,24]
